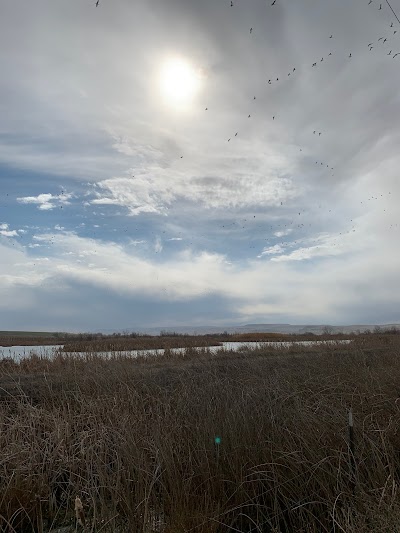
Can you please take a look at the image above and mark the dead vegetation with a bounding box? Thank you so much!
[1,335,400,531]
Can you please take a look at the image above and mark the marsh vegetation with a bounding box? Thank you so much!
[1,333,400,531]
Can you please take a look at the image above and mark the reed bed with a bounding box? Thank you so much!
[1,335,400,531]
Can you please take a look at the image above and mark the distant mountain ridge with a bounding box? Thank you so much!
[120,323,400,336]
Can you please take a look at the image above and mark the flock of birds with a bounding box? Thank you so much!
[63,0,397,257]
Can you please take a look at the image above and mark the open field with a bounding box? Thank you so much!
[1,334,400,531]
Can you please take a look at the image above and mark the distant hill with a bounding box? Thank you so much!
[120,323,400,336]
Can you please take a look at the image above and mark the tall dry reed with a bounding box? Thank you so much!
[0,335,400,531]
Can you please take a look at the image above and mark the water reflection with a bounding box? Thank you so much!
[1,340,352,361]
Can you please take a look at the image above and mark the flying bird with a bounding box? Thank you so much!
[273,116,275,120]
[313,130,316,134]
[378,37,384,41]
[271,0,276,4]
[205,107,208,110]
[321,57,324,61]
[388,50,392,55]
[368,42,373,46]
[330,34,333,38]
[383,38,387,43]
[349,53,352,58]
[228,138,231,142]
[312,62,317,66]
[95,0,99,5]
[235,132,238,136]
[250,28,253,33]
[368,0,372,3]
[379,3,382,9]
[393,53,399,58]
[319,132,322,136]
[328,52,332,55]
[248,114,251,118]
[268,79,271,84]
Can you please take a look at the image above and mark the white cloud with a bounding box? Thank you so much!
[17,193,73,211]
[0,223,18,238]
[0,223,398,326]
[258,244,285,257]
[274,229,293,238]
[154,237,163,253]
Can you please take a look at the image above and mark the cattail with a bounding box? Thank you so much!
[75,496,85,527]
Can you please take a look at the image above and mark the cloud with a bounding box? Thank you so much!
[258,244,285,257]
[154,237,163,253]
[0,223,18,237]
[17,193,73,210]
[0,224,398,328]
[274,229,293,238]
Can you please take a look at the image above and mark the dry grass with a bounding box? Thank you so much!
[1,335,400,531]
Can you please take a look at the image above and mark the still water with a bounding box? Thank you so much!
[0,340,352,361]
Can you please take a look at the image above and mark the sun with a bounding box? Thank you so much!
[159,57,201,109]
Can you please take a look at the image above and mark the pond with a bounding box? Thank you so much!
[0,340,352,361]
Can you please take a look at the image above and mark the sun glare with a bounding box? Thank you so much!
[160,57,201,109]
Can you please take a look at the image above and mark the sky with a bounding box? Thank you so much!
[1,0,400,332]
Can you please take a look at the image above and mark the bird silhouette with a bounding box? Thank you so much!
[319,132,322,136]
[328,52,332,55]
[228,138,231,142]
[273,116,275,120]
[250,28,253,33]
[394,53,399,58]
[313,130,316,134]
[378,37,383,41]
[205,107,208,110]
[388,50,392,55]
[368,0,372,4]
[312,62,317,67]
[379,3,382,9]
[271,0,276,4]
[180,156,183,158]
[230,1,233,6]
[391,22,394,27]
[394,30,397,34]
[268,79,271,84]
[383,38,387,43]
[235,132,238,136]
[321,57,324,61]
[248,114,251,118]
[253,96,256,99]
[349,53,352,58]
[330,34,333,38]
[95,0,99,5]
[368,42,373,46]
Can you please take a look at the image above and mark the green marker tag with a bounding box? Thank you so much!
[214,436,221,445]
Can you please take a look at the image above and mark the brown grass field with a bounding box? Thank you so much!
[1,333,400,531]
